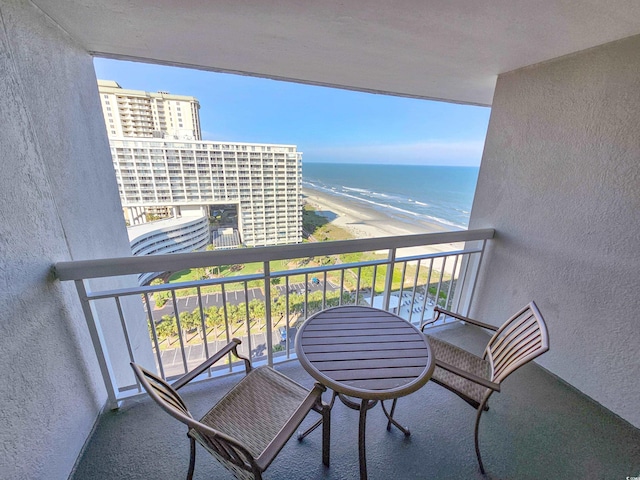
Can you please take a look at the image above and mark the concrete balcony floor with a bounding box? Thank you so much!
[72,323,640,479]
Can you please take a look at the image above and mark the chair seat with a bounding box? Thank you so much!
[190,366,310,459]
[426,335,491,406]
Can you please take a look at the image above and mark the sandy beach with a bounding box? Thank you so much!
[302,186,464,257]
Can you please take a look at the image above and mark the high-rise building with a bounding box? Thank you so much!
[98,81,304,248]
[111,137,303,247]
[98,80,201,140]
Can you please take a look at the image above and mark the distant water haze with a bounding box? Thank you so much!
[302,163,479,230]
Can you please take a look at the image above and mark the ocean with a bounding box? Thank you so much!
[302,163,479,230]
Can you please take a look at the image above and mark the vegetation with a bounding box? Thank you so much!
[151,278,171,308]
[150,289,352,349]
[147,201,454,351]
[148,203,453,303]
[145,213,165,222]
[303,205,354,241]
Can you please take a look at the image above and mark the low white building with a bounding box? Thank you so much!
[128,214,210,284]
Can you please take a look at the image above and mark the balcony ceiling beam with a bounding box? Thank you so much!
[30,1,640,106]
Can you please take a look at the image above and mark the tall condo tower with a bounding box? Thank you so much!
[98,80,201,140]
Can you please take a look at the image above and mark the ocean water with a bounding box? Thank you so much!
[302,163,479,230]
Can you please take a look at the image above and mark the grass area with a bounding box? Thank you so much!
[303,205,354,241]
[168,269,201,282]
[155,204,451,304]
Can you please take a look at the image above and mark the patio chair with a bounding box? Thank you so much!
[131,338,330,480]
[420,302,549,474]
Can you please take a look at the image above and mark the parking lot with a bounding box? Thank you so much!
[149,279,336,322]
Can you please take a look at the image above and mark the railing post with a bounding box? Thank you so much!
[465,239,488,316]
[74,280,119,408]
[454,239,487,317]
[383,248,396,311]
[264,261,273,366]
[243,283,252,361]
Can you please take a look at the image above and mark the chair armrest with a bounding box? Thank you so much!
[435,359,500,392]
[255,382,327,471]
[432,307,498,331]
[172,338,252,390]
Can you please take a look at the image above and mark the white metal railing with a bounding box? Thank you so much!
[54,229,494,406]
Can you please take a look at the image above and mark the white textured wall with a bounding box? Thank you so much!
[0,2,146,478]
[469,35,640,428]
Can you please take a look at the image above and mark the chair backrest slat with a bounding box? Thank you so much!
[486,302,549,384]
[199,432,249,467]
[493,339,541,379]
[135,364,192,417]
[491,321,538,366]
[130,362,257,478]
[488,312,535,359]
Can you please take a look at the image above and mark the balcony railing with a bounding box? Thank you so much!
[54,228,494,407]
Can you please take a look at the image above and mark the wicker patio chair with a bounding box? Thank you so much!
[420,301,549,474]
[131,338,330,480]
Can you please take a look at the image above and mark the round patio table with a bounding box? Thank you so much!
[295,305,434,480]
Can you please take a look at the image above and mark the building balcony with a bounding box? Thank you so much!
[70,315,639,480]
[54,229,640,479]
[5,3,640,478]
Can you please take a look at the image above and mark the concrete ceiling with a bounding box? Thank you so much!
[32,0,640,106]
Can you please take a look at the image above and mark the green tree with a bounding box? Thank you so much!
[151,278,171,308]
[190,308,204,340]
[205,306,224,339]
[180,312,196,332]
[155,315,177,344]
[193,267,207,280]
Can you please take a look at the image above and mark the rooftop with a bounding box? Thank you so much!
[127,215,206,242]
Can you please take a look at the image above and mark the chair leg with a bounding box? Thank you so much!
[474,395,491,475]
[321,403,331,467]
[299,391,337,442]
[187,437,196,480]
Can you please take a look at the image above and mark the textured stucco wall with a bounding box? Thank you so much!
[469,35,640,428]
[0,2,146,478]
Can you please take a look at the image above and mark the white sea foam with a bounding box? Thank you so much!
[343,186,370,193]
[326,188,464,229]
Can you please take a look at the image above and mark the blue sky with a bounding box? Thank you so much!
[93,58,491,166]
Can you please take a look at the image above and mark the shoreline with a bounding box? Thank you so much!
[302,185,464,256]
